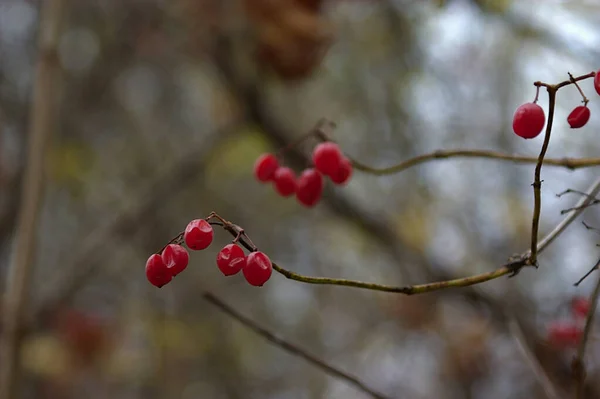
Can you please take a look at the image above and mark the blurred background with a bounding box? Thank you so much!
[2,0,600,398]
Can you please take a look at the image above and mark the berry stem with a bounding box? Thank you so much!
[568,72,589,106]
[533,71,595,90]
[156,232,184,255]
[158,201,590,295]
[529,86,557,266]
[534,86,540,103]
[275,118,337,158]
[528,72,598,266]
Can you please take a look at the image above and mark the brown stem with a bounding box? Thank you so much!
[529,86,557,266]
[0,0,66,397]
[202,292,393,399]
[350,150,600,176]
[568,72,589,105]
[275,119,336,158]
[573,272,600,399]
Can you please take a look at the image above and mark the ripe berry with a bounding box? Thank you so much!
[567,106,590,129]
[184,219,214,250]
[572,297,591,319]
[312,142,343,176]
[547,322,582,349]
[296,168,323,207]
[146,254,172,288]
[512,102,545,139]
[161,244,189,277]
[243,251,273,286]
[594,70,600,96]
[254,153,279,182]
[273,167,297,197]
[330,157,353,185]
[216,244,246,276]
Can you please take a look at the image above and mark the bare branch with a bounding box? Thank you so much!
[573,272,600,399]
[535,176,600,255]
[0,1,66,397]
[175,176,600,295]
[202,292,393,399]
[508,317,562,399]
[350,150,600,176]
[574,258,600,287]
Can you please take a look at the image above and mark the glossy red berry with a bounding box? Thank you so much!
[161,244,189,277]
[567,106,590,129]
[296,168,323,207]
[184,219,214,250]
[216,244,246,276]
[273,167,297,197]
[330,157,353,185]
[547,322,582,349]
[254,153,279,182]
[243,251,273,286]
[146,254,172,288]
[512,102,545,139]
[312,142,343,176]
[572,297,591,319]
[594,70,600,96]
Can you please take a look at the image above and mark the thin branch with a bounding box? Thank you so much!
[508,317,562,399]
[189,180,599,295]
[582,221,600,235]
[535,176,600,256]
[350,150,600,176]
[529,86,557,266]
[575,259,600,288]
[557,189,598,200]
[202,292,392,399]
[573,272,600,399]
[561,200,600,215]
[534,72,596,90]
[0,1,65,397]
[271,261,517,294]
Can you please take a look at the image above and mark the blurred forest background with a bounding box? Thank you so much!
[2,0,600,398]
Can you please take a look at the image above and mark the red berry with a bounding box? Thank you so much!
[296,168,323,207]
[512,102,545,139]
[161,244,189,277]
[254,153,279,182]
[146,254,172,288]
[594,70,600,96]
[547,322,582,349]
[312,142,343,176]
[330,157,353,185]
[243,251,272,286]
[216,244,246,276]
[572,297,591,319]
[567,106,590,129]
[184,219,214,250]
[273,167,297,197]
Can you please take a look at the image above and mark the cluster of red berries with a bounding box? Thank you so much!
[145,219,273,288]
[253,141,353,207]
[546,297,590,349]
[512,70,600,139]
